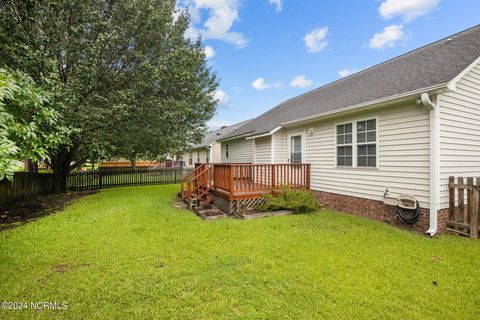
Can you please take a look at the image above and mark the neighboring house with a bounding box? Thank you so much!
[218,25,480,235]
[180,120,251,168]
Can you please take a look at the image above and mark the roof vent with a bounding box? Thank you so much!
[220,125,228,129]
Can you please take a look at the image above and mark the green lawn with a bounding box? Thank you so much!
[1,185,479,319]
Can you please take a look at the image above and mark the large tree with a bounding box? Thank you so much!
[0,68,66,181]
[0,0,218,192]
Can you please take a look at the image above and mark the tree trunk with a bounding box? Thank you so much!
[24,159,37,172]
[51,147,74,194]
[130,158,137,170]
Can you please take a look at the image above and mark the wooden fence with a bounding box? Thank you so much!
[448,176,479,239]
[67,168,192,191]
[0,172,54,206]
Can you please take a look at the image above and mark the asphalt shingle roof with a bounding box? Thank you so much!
[191,119,252,149]
[222,24,480,140]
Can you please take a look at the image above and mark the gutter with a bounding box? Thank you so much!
[280,83,448,128]
[417,93,440,237]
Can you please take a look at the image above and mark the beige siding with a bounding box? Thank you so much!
[439,60,480,209]
[221,138,254,163]
[210,142,222,163]
[273,130,286,163]
[254,136,272,163]
[285,103,431,207]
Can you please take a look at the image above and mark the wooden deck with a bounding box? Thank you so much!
[212,163,311,200]
[181,163,311,207]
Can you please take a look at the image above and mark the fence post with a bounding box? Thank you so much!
[174,169,177,184]
[471,178,479,239]
[99,170,103,189]
[448,176,455,221]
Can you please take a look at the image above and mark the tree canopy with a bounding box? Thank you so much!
[0,0,218,191]
[0,68,66,180]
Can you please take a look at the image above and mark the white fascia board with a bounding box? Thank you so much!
[219,133,253,142]
[245,126,282,140]
[280,84,448,128]
[447,55,480,91]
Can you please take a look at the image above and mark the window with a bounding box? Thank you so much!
[336,119,377,168]
[188,151,193,166]
[197,150,200,164]
[356,119,376,167]
[336,123,353,166]
[225,144,229,158]
[290,135,302,163]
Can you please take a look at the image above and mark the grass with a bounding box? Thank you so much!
[1,185,479,319]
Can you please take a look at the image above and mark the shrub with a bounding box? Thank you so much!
[257,186,320,213]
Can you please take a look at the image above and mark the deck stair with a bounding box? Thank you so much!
[180,163,214,209]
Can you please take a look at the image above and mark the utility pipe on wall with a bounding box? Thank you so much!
[418,93,440,237]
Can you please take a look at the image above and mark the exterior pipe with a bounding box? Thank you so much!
[418,93,440,237]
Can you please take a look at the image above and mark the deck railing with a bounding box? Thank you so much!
[213,163,311,196]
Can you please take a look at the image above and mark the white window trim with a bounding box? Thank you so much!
[334,117,379,169]
[287,131,306,164]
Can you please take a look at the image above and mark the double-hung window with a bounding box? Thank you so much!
[197,151,200,164]
[225,144,229,158]
[356,119,377,167]
[336,123,353,166]
[188,151,193,166]
[336,119,377,168]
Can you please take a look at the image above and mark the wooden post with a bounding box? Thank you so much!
[471,178,479,239]
[230,165,235,195]
[271,165,276,189]
[467,177,473,223]
[448,176,455,221]
[99,170,103,189]
[458,177,464,222]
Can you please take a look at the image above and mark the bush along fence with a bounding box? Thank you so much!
[448,176,480,239]
[67,168,192,191]
[0,172,54,206]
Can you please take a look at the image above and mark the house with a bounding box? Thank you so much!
[211,25,480,235]
[180,120,251,168]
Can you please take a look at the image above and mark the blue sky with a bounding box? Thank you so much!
[179,0,480,130]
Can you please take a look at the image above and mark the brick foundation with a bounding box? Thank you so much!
[313,191,449,233]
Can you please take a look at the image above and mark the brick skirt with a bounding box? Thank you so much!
[313,191,448,233]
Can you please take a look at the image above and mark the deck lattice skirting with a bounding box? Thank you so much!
[214,195,266,217]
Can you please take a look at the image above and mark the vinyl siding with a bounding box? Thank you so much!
[273,130,286,163]
[210,142,222,163]
[182,148,208,167]
[254,136,272,163]
[285,103,431,207]
[439,60,480,209]
[221,138,254,163]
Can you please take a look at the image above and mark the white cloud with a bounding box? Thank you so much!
[379,0,439,22]
[369,24,404,49]
[290,75,313,88]
[213,90,229,107]
[303,27,329,53]
[204,45,215,59]
[182,0,247,48]
[251,78,282,90]
[338,68,360,78]
[268,0,283,12]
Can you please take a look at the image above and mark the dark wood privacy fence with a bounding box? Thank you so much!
[448,176,479,239]
[0,172,54,205]
[68,168,191,191]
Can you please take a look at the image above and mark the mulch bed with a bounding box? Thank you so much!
[0,190,97,232]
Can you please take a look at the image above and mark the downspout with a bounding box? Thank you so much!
[418,93,440,237]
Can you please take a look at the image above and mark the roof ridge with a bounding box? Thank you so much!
[278,23,480,108]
